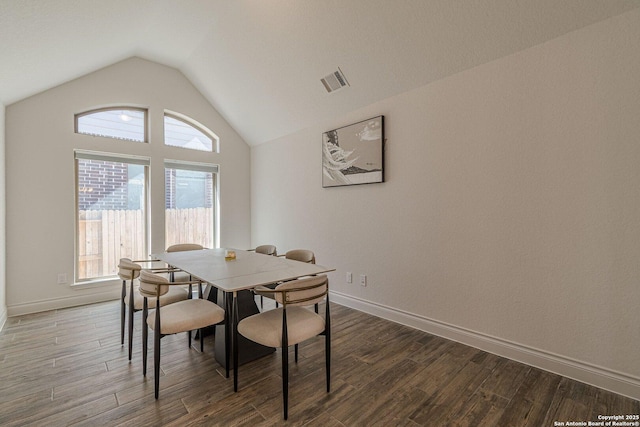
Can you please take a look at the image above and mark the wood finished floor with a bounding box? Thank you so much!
[0,300,638,426]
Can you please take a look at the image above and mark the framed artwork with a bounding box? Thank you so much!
[322,115,384,187]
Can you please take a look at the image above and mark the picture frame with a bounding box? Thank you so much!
[322,115,384,188]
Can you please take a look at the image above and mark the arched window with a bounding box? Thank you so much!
[164,111,218,152]
[72,106,219,283]
[75,107,147,142]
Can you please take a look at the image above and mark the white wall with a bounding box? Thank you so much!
[252,9,640,399]
[0,104,6,330]
[5,57,250,315]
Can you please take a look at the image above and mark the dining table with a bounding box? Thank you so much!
[150,247,335,375]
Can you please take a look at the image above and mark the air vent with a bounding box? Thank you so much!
[321,68,349,93]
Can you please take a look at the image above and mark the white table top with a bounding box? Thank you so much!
[151,248,334,292]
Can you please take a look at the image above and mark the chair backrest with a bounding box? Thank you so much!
[139,270,170,299]
[285,249,315,264]
[274,275,328,307]
[118,258,141,281]
[255,245,277,256]
[166,243,204,253]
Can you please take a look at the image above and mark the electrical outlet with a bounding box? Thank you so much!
[57,273,68,284]
[346,272,352,283]
[360,274,367,287]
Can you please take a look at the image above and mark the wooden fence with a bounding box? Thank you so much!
[165,207,214,249]
[78,208,213,280]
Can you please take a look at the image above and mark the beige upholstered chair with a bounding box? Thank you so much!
[119,259,140,347]
[166,243,205,253]
[286,249,318,311]
[139,270,225,399]
[263,249,317,310]
[253,244,277,256]
[235,274,330,420]
[165,243,204,282]
[250,245,277,308]
[164,243,206,346]
[283,249,315,264]
[118,258,189,361]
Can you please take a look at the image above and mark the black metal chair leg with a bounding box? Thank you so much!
[233,292,239,392]
[154,330,161,399]
[200,328,204,352]
[142,298,148,376]
[282,309,289,420]
[326,335,331,392]
[121,280,126,345]
[188,284,192,349]
[225,292,232,379]
[282,345,289,420]
[128,280,135,361]
[295,344,298,363]
[326,298,331,393]
[154,301,161,399]
[128,305,135,361]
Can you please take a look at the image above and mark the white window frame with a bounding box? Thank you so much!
[75,107,148,143]
[164,159,219,249]
[164,110,219,153]
[74,150,150,282]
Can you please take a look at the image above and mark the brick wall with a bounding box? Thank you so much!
[77,159,129,211]
[78,160,214,211]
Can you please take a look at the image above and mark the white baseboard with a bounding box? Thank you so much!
[330,291,640,401]
[7,289,120,317]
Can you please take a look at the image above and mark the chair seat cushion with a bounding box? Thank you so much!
[147,299,225,335]
[238,306,325,348]
[126,285,188,310]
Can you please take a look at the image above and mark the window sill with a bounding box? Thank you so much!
[71,277,119,289]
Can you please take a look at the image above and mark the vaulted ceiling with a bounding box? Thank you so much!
[1,0,639,145]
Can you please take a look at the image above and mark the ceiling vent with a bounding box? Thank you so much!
[321,68,349,93]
